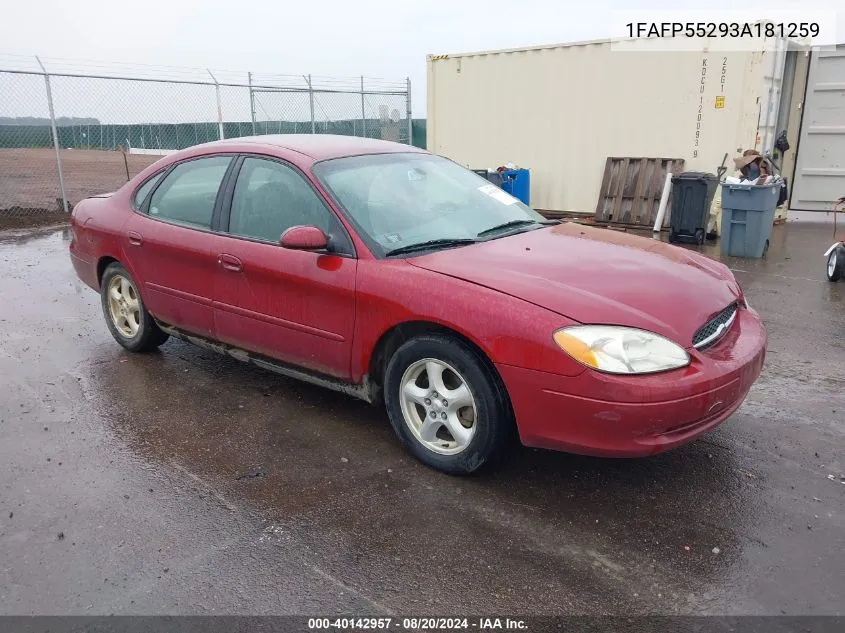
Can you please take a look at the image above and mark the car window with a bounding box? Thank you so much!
[147,156,232,229]
[133,171,165,209]
[313,153,546,256]
[228,157,335,243]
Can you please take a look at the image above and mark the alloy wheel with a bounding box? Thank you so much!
[398,358,478,455]
[107,274,141,338]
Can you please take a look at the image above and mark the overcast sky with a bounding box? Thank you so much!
[1,0,841,116]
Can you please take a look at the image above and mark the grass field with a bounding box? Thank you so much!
[0,148,160,214]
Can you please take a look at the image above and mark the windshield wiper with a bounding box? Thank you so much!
[385,238,477,257]
[476,219,558,239]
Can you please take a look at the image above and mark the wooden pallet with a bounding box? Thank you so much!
[594,157,686,229]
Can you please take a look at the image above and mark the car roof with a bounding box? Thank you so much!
[190,134,426,161]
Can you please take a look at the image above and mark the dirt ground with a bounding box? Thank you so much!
[0,148,160,213]
[0,210,69,230]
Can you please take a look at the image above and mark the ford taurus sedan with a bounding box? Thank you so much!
[69,135,767,475]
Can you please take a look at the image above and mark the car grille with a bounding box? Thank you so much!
[692,303,738,349]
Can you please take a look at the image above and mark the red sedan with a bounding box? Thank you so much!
[69,135,767,475]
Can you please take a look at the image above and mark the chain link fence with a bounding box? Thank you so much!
[0,55,416,222]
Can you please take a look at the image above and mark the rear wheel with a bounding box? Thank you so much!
[383,334,512,475]
[100,262,169,352]
[827,246,845,282]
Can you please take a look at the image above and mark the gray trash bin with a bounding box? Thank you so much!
[719,182,781,258]
[472,169,504,188]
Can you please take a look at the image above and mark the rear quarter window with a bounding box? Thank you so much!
[132,171,166,210]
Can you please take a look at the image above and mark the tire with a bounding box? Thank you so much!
[828,246,845,282]
[100,262,169,352]
[694,229,705,245]
[383,334,513,475]
[762,239,770,258]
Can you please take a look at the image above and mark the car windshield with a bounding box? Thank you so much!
[312,152,549,256]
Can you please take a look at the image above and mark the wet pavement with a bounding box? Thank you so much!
[0,218,843,616]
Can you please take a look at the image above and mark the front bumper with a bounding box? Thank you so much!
[497,306,767,457]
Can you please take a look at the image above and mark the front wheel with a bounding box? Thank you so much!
[827,245,845,282]
[383,335,513,475]
[100,262,169,352]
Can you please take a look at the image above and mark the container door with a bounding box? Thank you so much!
[791,45,845,211]
[757,37,789,155]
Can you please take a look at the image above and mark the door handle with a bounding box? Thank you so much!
[218,253,243,272]
[127,231,143,246]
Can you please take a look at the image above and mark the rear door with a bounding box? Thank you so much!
[125,154,234,336]
[212,155,357,379]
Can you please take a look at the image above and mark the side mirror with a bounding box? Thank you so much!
[280,225,328,251]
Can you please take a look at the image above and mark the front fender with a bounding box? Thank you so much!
[350,260,588,383]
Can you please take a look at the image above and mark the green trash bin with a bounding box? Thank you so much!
[719,182,781,258]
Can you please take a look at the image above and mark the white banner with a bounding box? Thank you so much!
[610,10,839,51]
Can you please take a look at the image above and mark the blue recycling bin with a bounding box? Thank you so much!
[719,182,781,258]
[500,169,530,206]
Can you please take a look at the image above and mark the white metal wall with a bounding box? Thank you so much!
[757,37,790,154]
[427,38,783,214]
[791,45,845,211]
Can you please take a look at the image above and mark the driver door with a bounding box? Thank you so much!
[212,156,357,379]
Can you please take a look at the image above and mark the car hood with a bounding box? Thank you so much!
[407,222,742,347]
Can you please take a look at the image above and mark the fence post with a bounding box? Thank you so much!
[406,77,412,146]
[306,74,316,134]
[360,76,367,138]
[248,72,257,135]
[36,56,69,213]
[208,70,225,140]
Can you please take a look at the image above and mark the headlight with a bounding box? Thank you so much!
[553,325,690,375]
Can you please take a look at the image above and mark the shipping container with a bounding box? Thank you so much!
[426,36,800,217]
[791,44,845,211]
